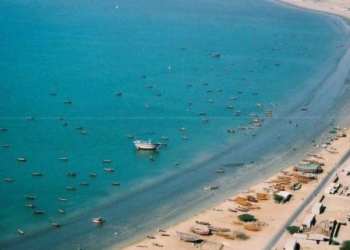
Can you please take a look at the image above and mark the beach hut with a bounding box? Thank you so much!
[307,233,329,243]
[276,191,291,202]
[283,238,297,250]
[293,233,308,240]
[302,214,316,228]
[311,202,324,215]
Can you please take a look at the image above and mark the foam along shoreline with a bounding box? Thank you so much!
[119,2,350,250]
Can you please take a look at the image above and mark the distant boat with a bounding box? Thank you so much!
[133,140,161,150]
[103,167,115,172]
[89,173,97,177]
[24,195,36,200]
[102,159,112,163]
[25,204,35,208]
[17,229,25,236]
[204,186,218,190]
[110,182,120,186]
[58,197,67,202]
[58,209,65,214]
[17,157,26,162]
[5,178,14,182]
[52,223,61,228]
[92,217,104,224]
[33,210,45,215]
[32,172,42,177]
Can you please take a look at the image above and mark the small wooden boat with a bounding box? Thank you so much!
[236,205,249,212]
[195,220,210,226]
[215,168,225,173]
[5,178,14,182]
[32,172,42,177]
[17,157,26,162]
[24,195,36,200]
[33,210,45,215]
[204,186,218,190]
[79,182,89,186]
[110,182,120,186]
[102,159,112,163]
[191,224,210,235]
[66,172,76,177]
[228,208,237,213]
[103,168,115,172]
[58,209,65,214]
[25,204,35,208]
[92,217,104,224]
[89,173,97,177]
[178,127,186,131]
[81,130,87,135]
[176,231,202,242]
[59,157,68,161]
[17,229,25,236]
[65,186,76,191]
[52,223,61,228]
[64,100,72,104]
[2,144,10,148]
[58,197,67,202]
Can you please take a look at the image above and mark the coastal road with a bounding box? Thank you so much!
[263,149,350,250]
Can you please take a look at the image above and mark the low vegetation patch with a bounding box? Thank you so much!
[234,231,250,240]
[237,214,256,222]
[286,226,299,235]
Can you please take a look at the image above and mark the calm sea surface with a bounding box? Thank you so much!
[0,0,347,248]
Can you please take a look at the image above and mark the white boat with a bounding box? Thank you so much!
[92,217,104,224]
[133,139,161,150]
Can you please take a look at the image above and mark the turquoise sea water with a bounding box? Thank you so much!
[0,0,349,248]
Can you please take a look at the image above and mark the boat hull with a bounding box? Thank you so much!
[133,140,160,150]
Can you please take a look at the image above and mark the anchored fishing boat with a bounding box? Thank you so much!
[133,139,161,150]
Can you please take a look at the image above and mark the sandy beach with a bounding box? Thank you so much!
[120,1,350,250]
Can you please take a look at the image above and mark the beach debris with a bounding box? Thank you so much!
[215,231,235,240]
[152,242,163,247]
[244,223,262,232]
[256,192,269,200]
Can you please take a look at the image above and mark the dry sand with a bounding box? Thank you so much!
[120,2,350,250]
[276,0,350,20]
[121,127,350,250]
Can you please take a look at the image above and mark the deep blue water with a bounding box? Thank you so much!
[0,0,348,248]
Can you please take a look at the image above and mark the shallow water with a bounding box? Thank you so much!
[0,0,349,248]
